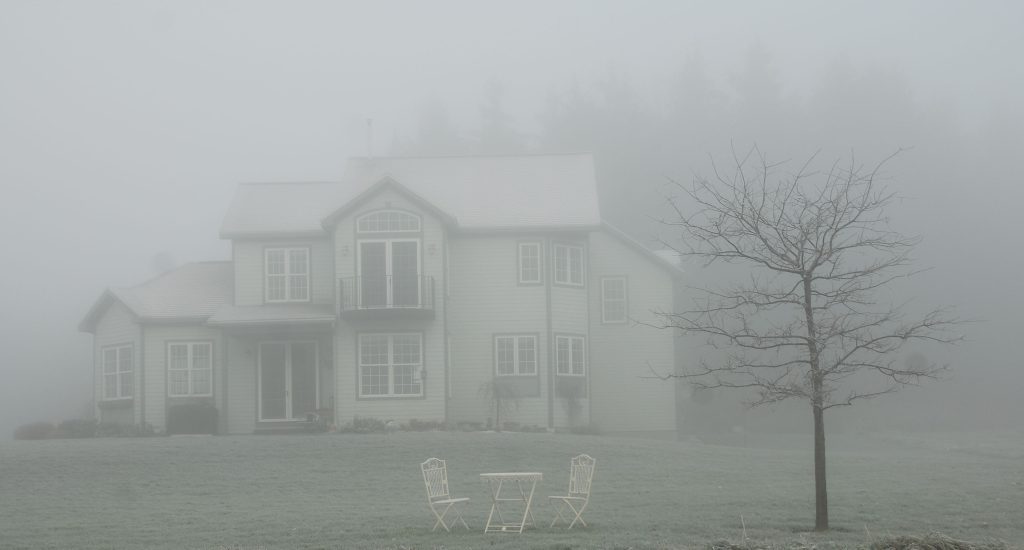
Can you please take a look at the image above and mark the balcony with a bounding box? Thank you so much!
[337,275,436,320]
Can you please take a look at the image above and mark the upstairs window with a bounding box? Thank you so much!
[495,335,538,376]
[357,210,421,233]
[553,243,584,286]
[555,335,586,376]
[168,342,213,397]
[265,247,309,302]
[601,277,628,323]
[102,344,133,400]
[518,242,542,284]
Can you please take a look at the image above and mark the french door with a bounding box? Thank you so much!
[359,239,420,307]
[258,341,318,421]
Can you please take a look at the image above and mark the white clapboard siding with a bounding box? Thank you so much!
[142,325,224,432]
[93,301,142,424]
[587,230,678,434]
[331,189,448,425]
[233,238,334,306]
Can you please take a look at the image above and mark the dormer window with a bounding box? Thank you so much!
[357,210,421,233]
[265,247,310,302]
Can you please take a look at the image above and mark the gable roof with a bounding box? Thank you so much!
[79,261,233,332]
[219,153,602,237]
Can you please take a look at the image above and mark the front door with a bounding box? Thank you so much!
[258,341,318,421]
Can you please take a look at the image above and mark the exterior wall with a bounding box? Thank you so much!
[549,237,591,428]
[587,230,678,434]
[92,301,142,425]
[232,238,334,306]
[331,188,447,425]
[446,236,550,428]
[141,324,224,432]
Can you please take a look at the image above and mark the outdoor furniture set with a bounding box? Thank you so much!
[420,454,596,534]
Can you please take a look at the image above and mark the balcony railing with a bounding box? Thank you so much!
[338,276,435,319]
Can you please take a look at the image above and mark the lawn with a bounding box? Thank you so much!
[0,430,1020,549]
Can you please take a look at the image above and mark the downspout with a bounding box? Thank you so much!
[139,324,146,428]
[545,237,554,430]
[442,229,450,424]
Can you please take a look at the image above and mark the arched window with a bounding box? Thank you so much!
[356,210,421,233]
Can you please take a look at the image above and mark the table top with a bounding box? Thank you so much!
[479,472,543,481]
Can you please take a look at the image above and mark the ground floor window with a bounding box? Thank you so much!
[168,342,213,397]
[359,333,423,397]
[555,335,586,376]
[495,335,538,376]
[102,344,133,400]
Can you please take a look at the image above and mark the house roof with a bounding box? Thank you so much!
[79,262,233,332]
[206,304,336,327]
[219,153,602,237]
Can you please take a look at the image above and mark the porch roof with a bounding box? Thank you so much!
[206,304,336,327]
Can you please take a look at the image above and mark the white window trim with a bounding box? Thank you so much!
[167,342,214,398]
[356,209,421,233]
[553,243,584,287]
[358,333,424,398]
[555,335,586,377]
[264,247,311,303]
[101,344,133,401]
[518,242,542,284]
[494,335,538,376]
[601,276,628,324]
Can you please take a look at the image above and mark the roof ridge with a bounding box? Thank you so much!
[348,151,594,161]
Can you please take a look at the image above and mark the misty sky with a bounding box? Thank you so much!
[1,0,1022,437]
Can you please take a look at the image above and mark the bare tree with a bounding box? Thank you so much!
[656,147,962,531]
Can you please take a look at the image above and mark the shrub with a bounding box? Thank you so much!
[96,422,160,437]
[14,421,56,440]
[167,401,218,435]
[351,415,386,433]
[56,418,97,438]
[406,418,445,431]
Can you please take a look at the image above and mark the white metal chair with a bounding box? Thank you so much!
[421,458,470,532]
[548,453,596,529]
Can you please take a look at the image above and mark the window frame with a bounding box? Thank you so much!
[554,335,586,377]
[167,341,214,398]
[517,242,543,285]
[357,333,424,398]
[601,276,629,324]
[493,334,539,376]
[101,344,134,401]
[552,243,585,287]
[264,246,311,303]
[356,209,422,234]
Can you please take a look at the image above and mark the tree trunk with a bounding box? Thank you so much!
[813,403,828,531]
[802,275,829,531]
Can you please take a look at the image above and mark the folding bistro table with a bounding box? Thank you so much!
[479,472,543,533]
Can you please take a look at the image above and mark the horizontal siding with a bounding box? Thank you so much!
[142,325,224,432]
[224,335,257,434]
[233,238,334,306]
[446,236,550,427]
[332,190,448,425]
[587,230,677,433]
[93,302,141,425]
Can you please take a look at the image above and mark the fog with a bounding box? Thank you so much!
[2,0,1023,440]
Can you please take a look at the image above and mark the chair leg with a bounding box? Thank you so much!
[430,503,453,532]
[567,501,588,529]
[550,500,568,527]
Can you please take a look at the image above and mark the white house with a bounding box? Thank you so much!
[80,153,683,435]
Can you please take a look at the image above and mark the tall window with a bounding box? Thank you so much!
[102,344,133,400]
[495,335,538,376]
[555,335,586,376]
[553,243,584,286]
[265,247,309,302]
[601,277,628,323]
[518,242,541,284]
[359,333,423,397]
[168,342,213,397]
